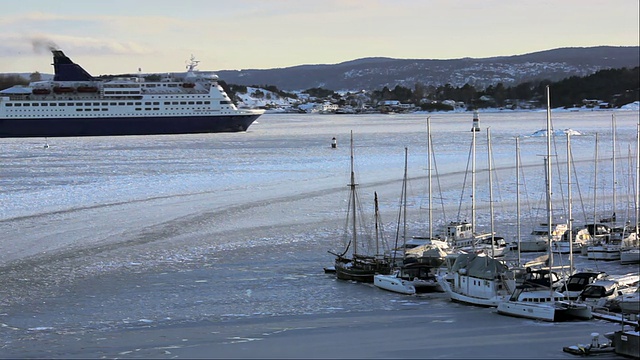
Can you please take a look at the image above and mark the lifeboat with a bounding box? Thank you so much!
[53,86,75,94]
[32,88,51,95]
[182,83,196,88]
[77,86,99,93]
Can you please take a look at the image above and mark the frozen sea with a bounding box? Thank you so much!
[0,109,639,359]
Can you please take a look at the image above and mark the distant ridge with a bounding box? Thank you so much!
[216,46,640,91]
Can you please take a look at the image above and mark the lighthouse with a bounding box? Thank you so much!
[471,110,480,132]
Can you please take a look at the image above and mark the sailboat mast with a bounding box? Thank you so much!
[427,117,433,239]
[472,126,477,234]
[487,127,495,258]
[612,114,617,221]
[516,136,522,266]
[545,86,553,298]
[350,131,357,256]
[636,119,639,237]
[567,132,573,271]
[374,192,380,256]
[594,133,599,224]
[403,147,408,252]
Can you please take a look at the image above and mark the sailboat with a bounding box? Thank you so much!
[446,112,493,249]
[620,118,640,265]
[496,86,592,322]
[330,131,390,283]
[437,128,516,306]
[587,114,638,260]
[374,148,419,295]
[375,138,445,294]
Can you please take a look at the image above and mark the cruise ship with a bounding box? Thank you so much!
[0,50,264,137]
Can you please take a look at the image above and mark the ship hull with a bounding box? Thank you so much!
[0,114,261,138]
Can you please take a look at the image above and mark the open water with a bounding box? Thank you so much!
[0,110,638,358]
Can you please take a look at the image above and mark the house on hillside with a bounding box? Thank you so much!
[377,100,415,113]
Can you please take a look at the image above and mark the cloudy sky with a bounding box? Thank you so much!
[1,0,638,75]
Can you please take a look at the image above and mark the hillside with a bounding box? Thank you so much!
[216,46,640,91]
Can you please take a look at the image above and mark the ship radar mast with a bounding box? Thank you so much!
[186,55,200,72]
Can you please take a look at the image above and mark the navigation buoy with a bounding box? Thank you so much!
[471,111,480,132]
[331,137,337,149]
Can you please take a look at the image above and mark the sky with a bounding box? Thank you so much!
[0,0,638,76]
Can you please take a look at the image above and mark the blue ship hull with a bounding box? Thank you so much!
[0,114,261,138]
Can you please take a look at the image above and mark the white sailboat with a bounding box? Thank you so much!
[374,148,418,295]
[446,112,492,249]
[438,128,516,306]
[496,86,592,322]
[552,132,591,254]
[620,118,640,265]
[588,115,639,260]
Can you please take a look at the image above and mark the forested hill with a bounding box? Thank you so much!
[216,46,640,91]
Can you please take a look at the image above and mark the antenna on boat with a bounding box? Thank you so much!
[186,55,199,72]
[44,137,49,149]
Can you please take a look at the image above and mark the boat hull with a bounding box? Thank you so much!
[438,275,508,307]
[335,265,376,283]
[620,248,640,265]
[518,239,548,252]
[587,245,621,261]
[373,274,416,295]
[497,300,592,322]
[0,114,261,138]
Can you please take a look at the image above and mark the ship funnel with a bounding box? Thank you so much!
[52,50,95,82]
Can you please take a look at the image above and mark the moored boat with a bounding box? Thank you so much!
[0,49,264,137]
[330,134,390,283]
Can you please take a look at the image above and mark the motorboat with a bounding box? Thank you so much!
[562,271,609,300]
[437,253,516,307]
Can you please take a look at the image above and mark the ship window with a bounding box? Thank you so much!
[135,108,141,111]
[93,103,99,106]
[135,102,141,105]
[119,102,126,105]
[41,103,48,106]
[172,102,178,105]
[102,108,107,111]
[145,108,151,111]
[164,102,171,105]
[180,101,186,105]
[101,103,108,106]
[204,101,210,104]
[153,102,159,105]
[188,101,194,105]
[145,102,151,105]
[110,102,117,106]
[126,102,133,105]
[5,103,12,107]
[220,101,230,104]
[153,108,159,110]
[76,109,83,111]
[23,103,30,106]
